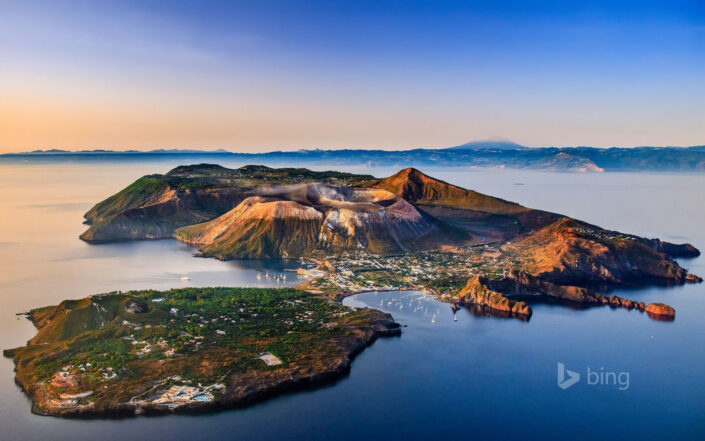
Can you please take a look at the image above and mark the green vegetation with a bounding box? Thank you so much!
[5,287,396,416]
[84,175,169,223]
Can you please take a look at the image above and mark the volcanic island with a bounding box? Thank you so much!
[5,164,701,417]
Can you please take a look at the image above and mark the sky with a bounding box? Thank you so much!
[0,0,703,152]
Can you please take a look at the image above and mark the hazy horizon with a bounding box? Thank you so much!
[3,138,705,155]
[1,0,703,153]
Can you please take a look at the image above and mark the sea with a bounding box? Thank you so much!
[0,158,703,440]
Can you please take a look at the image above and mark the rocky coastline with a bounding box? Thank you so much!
[454,268,698,320]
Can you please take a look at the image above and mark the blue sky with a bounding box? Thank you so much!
[0,0,702,151]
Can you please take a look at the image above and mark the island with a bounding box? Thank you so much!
[3,287,400,417]
[80,164,701,319]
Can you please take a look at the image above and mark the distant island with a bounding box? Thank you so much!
[5,163,702,418]
[3,140,705,172]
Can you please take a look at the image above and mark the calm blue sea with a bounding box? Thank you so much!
[0,161,703,440]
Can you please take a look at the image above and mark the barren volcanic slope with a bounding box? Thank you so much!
[80,165,375,242]
[81,165,701,318]
[174,183,450,258]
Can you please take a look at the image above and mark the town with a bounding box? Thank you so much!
[305,244,520,301]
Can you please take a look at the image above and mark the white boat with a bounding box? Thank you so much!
[180,276,190,282]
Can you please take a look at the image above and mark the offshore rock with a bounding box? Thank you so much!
[645,303,676,320]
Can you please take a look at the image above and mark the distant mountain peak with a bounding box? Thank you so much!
[447,137,526,151]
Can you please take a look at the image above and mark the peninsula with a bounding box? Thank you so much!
[4,287,400,417]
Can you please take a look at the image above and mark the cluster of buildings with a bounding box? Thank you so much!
[123,334,155,357]
[573,226,622,241]
[150,385,215,409]
[312,246,517,296]
[51,370,78,388]
[51,361,118,390]
[47,366,95,408]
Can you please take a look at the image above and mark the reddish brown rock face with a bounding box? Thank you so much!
[685,273,704,283]
[458,269,668,321]
[645,303,676,320]
[457,275,532,317]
